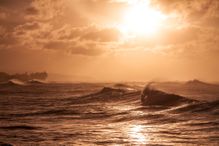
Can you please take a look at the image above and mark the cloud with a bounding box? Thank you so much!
[70,45,104,56]
[0,0,218,58]
[16,22,40,30]
[0,0,122,56]
[43,40,105,56]
[152,0,219,26]
[0,0,32,8]
[81,27,121,42]
[44,41,70,50]
[25,6,39,15]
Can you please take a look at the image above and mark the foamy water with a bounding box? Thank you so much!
[0,82,219,145]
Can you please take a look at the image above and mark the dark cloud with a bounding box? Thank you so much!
[26,6,39,15]
[0,0,122,57]
[0,0,33,30]
[0,0,32,8]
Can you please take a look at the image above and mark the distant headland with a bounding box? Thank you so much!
[0,72,48,82]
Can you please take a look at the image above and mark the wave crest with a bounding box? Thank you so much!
[0,79,26,86]
[141,83,196,106]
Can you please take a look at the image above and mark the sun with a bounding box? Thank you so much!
[118,1,166,37]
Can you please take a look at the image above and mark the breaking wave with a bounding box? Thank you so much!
[141,83,197,106]
[170,100,219,114]
[0,79,26,86]
[27,79,47,85]
[0,79,47,87]
[69,87,140,104]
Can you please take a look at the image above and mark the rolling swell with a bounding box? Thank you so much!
[140,84,219,115]
[141,83,197,106]
[69,85,218,116]
[0,79,26,86]
[0,125,39,130]
[171,100,219,114]
[2,109,80,118]
[70,87,140,104]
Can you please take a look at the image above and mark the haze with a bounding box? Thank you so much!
[0,0,219,82]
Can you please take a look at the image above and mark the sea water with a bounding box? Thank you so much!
[0,82,219,145]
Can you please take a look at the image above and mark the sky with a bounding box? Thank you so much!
[0,0,219,82]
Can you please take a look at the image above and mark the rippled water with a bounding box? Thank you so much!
[0,83,219,145]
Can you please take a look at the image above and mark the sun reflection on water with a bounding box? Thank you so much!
[128,125,148,144]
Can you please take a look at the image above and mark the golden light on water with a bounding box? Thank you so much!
[118,1,167,37]
[128,125,148,144]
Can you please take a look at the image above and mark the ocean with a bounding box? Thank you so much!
[0,81,219,145]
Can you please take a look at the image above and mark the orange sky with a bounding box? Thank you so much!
[0,0,219,82]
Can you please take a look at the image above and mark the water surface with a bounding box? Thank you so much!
[0,82,219,145]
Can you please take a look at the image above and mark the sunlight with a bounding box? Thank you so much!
[128,125,148,144]
[118,0,166,37]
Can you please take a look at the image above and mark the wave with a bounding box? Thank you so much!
[113,83,137,91]
[99,87,126,94]
[27,79,47,85]
[0,125,39,130]
[0,79,47,87]
[171,100,219,114]
[141,83,196,106]
[70,85,201,107]
[0,79,26,86]
[69,87,140,104]
[114,83,130,88]
[2,109,80,118]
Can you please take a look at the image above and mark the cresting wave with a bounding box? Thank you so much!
[69,87,141,104]
[0,79,27,86]
[81,84,216,109]
[170,100,219,114]
[141,83,197,106]
[0,79,46,86]
[69,84,216,108]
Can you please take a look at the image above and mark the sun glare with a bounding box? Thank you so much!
[119,1,166,37]
[128,125,148,144]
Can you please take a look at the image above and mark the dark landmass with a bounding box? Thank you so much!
[0,72,48,82]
